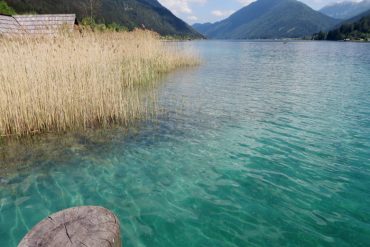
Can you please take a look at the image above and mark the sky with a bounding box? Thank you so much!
[157,0,358,24]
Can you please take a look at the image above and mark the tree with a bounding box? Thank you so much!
[327,29,344,41]
[316,31,326,40]
[340,23,353,36]
[0,0,16,15]
[81,0,101,20]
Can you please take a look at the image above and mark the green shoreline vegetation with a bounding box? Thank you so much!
[0,30,199,137]
[0,0,15,15]
[313,14,370,41]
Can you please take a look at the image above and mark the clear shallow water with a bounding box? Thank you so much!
[1,41,370,246]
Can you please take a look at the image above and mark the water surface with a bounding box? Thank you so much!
[1,41,370,246]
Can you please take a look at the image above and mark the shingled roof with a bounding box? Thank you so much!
[0,14,76,36]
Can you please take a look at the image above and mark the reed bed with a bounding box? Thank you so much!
[0,30,198,137]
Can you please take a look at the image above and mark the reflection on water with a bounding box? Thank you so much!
[1,41,370,247]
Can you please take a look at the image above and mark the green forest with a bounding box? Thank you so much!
[313,14,370,41]
[0,0,15,15]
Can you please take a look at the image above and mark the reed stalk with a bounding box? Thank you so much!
[0,30,198,137]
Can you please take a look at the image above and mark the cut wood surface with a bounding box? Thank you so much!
[18,206,121,247]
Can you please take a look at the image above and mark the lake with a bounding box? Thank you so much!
[1,41,370,246]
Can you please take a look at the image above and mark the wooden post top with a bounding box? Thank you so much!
[18,206,121,247]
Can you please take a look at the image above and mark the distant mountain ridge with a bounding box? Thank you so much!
[313,9,370,41]
[320,0,370,20]
[344,8,370,23]
[192,0,339,39]
[4,0,202,38]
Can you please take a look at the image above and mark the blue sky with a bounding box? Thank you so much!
[158,0,355,24]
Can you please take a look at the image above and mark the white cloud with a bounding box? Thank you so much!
[300,0,365,9]
[158,0,207,14]
[211,10,235,17]
[188,15,199,21]
[236,0,256,6]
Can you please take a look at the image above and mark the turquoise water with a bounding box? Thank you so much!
[1,41,370,246]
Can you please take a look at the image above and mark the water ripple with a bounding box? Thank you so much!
[1,41,370,246]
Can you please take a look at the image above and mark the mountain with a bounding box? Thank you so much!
[192,23,213,35]
[329,9,370,30]
[345,9,370,23]
[328,13,370,40]
[4,0,202,38]
[320,0,370,20]
[313,9,370,41]
[192,0,339,39]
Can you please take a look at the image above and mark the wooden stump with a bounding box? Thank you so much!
[19,206,121,247]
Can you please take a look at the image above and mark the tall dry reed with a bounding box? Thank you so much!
[0,30,198,137]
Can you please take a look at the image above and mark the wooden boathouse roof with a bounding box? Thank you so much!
[0,14,76,36]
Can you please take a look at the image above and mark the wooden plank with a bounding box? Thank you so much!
[0,24,21,29]
[13,14,76,18]
[0,15,21,35]
[14,22,74,26]
[15,19,75,23]
[0,14,76,36]
[14,15,75,21]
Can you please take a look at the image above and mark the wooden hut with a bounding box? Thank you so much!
[0,14,76,36]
